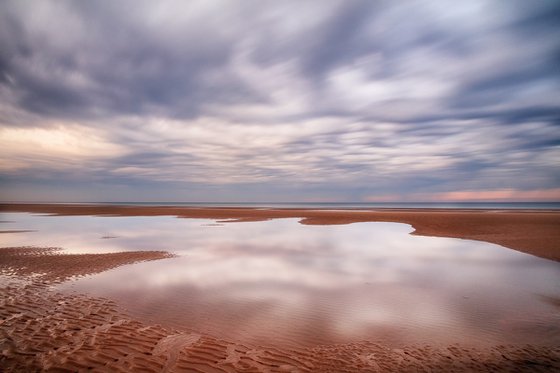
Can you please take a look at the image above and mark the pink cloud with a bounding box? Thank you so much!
[365,188,560,202]
[433,188,560,202]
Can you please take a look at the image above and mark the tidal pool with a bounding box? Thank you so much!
[1,212,559,349]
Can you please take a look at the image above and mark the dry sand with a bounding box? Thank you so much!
[1,204,559,371]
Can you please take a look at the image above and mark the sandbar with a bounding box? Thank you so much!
[1,203,559,261]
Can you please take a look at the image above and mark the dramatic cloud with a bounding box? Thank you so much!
[1,0,559,202]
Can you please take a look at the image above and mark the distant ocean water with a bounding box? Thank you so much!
[74,201,560,210]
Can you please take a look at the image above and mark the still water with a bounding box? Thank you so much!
[1,212,559,348]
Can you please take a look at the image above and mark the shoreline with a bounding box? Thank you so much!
[2,203,559,262]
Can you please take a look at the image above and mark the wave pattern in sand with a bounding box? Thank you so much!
[1,247,559,372]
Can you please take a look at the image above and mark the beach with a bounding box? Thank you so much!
[2,203,559,261]
[1,204,559,372]
[3,0,560,371]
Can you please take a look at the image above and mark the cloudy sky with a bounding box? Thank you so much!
[1,0,559,202]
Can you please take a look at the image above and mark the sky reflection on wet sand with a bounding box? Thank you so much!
[2,213,559,348]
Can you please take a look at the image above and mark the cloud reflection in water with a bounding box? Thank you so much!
[2,213,559,348]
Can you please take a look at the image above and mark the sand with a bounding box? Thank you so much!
[0,230,36,234]
[1,203,559,261]
[1,204,559,371]
[0,246,174,283]
[1,247,558,372]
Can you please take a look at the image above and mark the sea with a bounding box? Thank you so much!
[53,201,560,210]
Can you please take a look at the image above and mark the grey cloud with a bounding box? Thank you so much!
[0,0,260,120]
[1,0,559,123]
[299,0,377,78]
[0,0,559,201]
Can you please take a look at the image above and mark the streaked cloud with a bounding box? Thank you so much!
[0,0,559,201]
[367,188,560,203]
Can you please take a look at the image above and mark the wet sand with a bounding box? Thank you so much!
[0,246,174,283]
[1,204,559,371]
[0,230,36,234]
[1,203,559,261]
[1,247,558,372]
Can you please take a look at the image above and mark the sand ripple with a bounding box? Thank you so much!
[1,247,559,372]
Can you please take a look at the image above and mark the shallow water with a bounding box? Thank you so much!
[1,212,559,348]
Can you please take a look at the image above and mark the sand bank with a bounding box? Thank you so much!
[1,203,559,261]
[1,246,558,372]
[0,246,174,282]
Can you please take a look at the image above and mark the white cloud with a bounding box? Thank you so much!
[0,123,127,171]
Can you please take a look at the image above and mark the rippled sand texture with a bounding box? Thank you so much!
[1,247,559,372]
[0,247,175,283]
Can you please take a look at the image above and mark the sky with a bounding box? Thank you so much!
[1,0,559,203]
